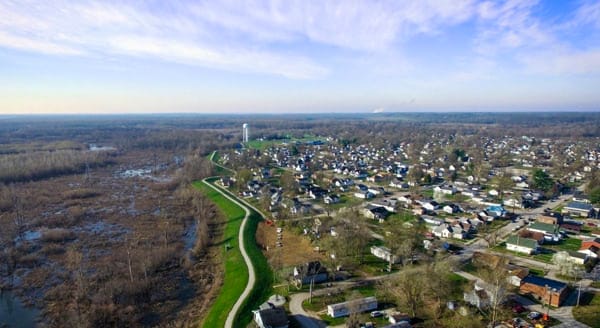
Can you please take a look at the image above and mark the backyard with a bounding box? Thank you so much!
[572,292,600,328]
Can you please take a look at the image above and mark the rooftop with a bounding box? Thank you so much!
[521,275,567,291]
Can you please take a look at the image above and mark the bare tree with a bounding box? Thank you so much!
[478,261,510,326]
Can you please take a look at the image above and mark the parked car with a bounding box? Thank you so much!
[370,310,384,318]
[512,304,526,313]
[527,311,542,320]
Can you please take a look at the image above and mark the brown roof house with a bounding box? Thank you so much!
[519,276,568,307]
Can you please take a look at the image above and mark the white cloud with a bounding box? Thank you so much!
[0,0,327,79]
[107,36,328,79]
[0,31,83,56]
[572,0,600,29]
[474,0,553,54]
[520,49,600,74]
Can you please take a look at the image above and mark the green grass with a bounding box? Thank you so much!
[572,292,600,328]
[492,243,554,264]
[194,179,272,328]
[548,237,582,252]
[247,140,275,150]
[532,250,555,263]
[528,267,545,276]
[209,151,234,176]
[387,210,417,223]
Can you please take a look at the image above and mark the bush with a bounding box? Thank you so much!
[41,228,77,243]
[40,244,66,255]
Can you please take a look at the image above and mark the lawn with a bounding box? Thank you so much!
[547,237,582,252]
[492,242,554,264]
[195,180,273,328]
[303,283,388,326]
[572,292,600,328]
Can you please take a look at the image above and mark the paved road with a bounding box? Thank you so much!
[288,274,400,327]
[203,179,256,328]
[289,293,327,328]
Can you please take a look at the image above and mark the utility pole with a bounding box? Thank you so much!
[309,278,314,304]
[577,279,582,307]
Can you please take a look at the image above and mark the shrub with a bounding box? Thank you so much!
[41,228,77,243]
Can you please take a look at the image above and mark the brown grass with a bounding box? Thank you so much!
[256,221,324,267]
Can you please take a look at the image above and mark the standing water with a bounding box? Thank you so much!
[0,291,39,328]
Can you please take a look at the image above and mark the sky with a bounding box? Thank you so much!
[1,0,600,114]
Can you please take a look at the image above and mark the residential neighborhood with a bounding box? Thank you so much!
[214,129,600,328]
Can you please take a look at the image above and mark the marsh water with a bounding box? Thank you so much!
[0,290,39,328]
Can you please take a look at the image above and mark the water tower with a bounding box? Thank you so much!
[242,123,249,143]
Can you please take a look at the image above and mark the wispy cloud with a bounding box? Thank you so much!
[0,0,599,83]
[520,48,600,74]
[474,0,553,54]
[0,0,483,79]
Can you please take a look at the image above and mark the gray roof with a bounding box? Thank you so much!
[565,201,593,211]
[256,307,288,327]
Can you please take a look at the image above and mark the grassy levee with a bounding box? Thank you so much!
[194,179,248,327]
[194,178,272,327]
[210,151,233,176]
[235,206,273,326]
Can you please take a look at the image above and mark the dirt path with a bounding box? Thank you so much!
[202,179,256,328]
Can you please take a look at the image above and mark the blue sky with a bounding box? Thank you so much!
[1,0,600,114]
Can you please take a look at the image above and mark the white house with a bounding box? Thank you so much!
[327,297,378,318]
[253,307,288,328]
[354,191,375,199]
[370,246,400,263]
[505,235,538,255]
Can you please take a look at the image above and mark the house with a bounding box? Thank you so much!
[567,251,588,265]
[219,176,235,187]
[503,198,524,209]
[370,245,400,264]
[388,313,410,325]
[579,238,600,258]
[579,245,600,259]
[253,307,288,328]
[363,205,390,222]
[505,235,538,255]
[527,222,561,242]
[573,192,591,203]
[354,191,375,199]
[327,297,378,318]
[518,230,545,245]
[564,201,594,217]
[464,280,503,309]
[419,200,439,211]
[538,213,563,225]
[434,185,456,195]
[432,224,467,240]
[507,265,530,287]
[324,194,340,204]
[370,198,398,213]
[486,205,506,218]
[421,215,444,226]
[443,204,461,214]
[560,221,582,233]
[581,238,600,250]
[293,261,328,285]
[519,275,568,307]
